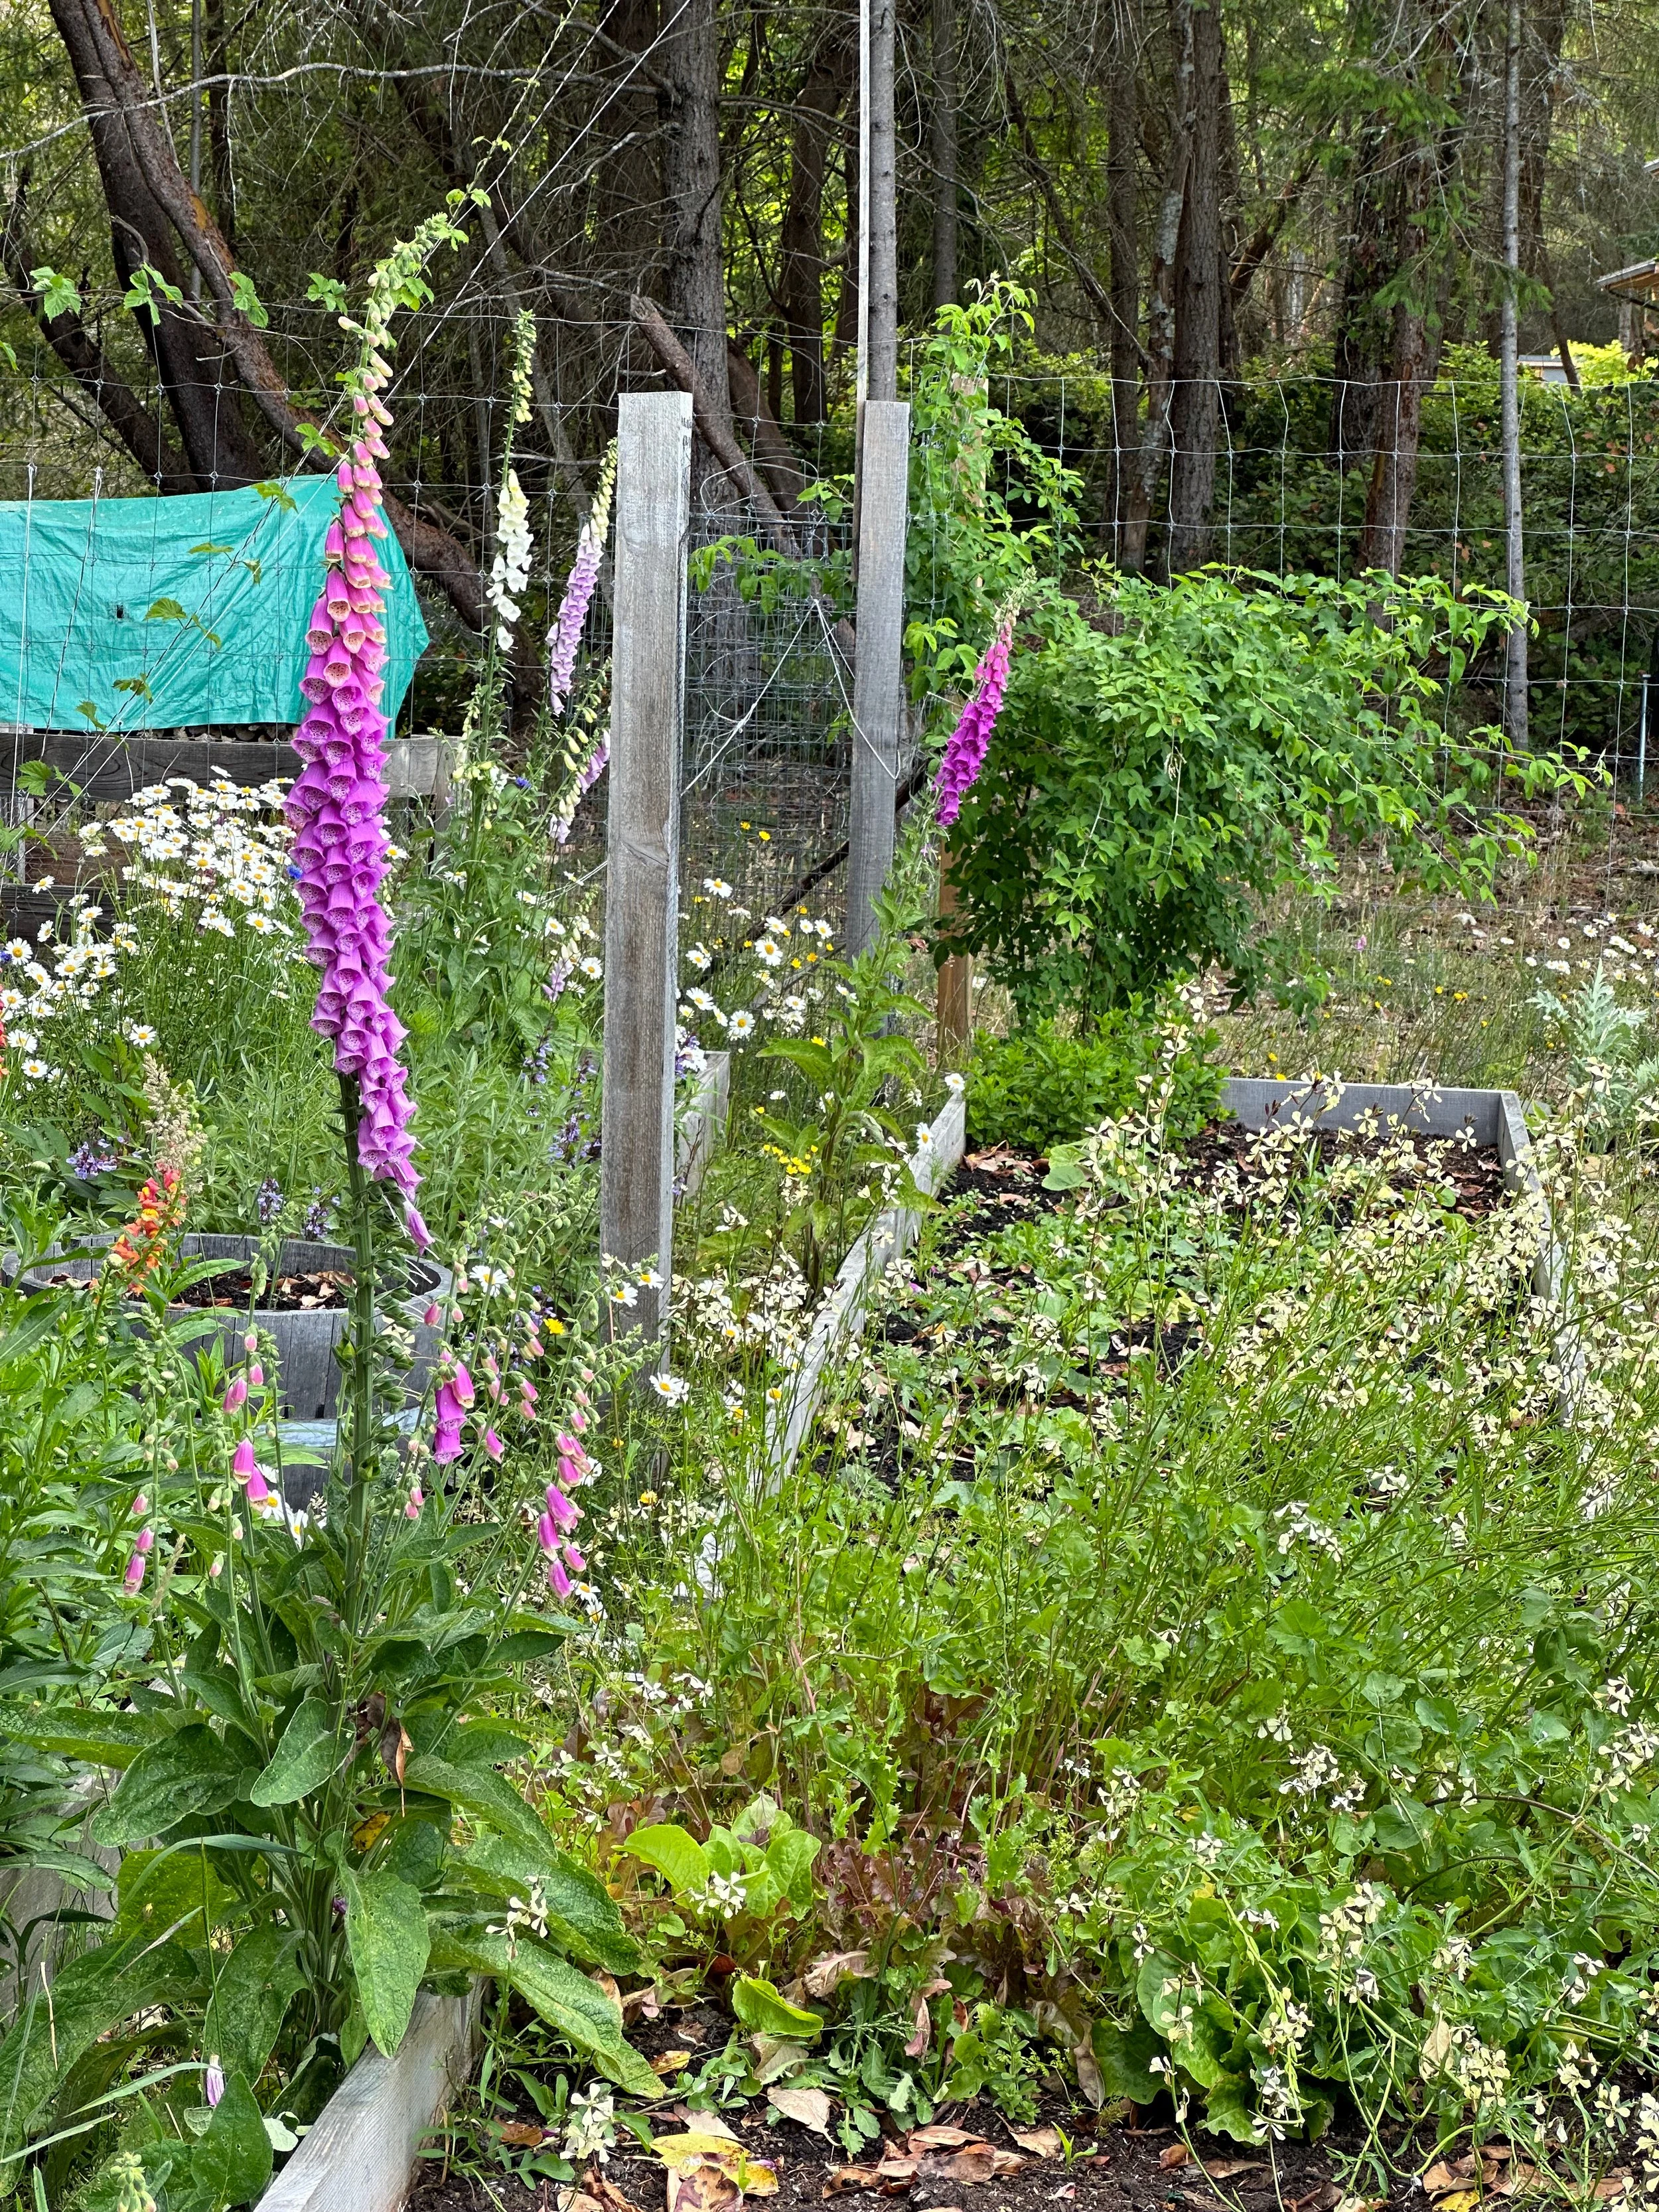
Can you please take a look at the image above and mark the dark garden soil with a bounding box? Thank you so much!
[406,2088,1409,2212]
[170,1266,352,1311]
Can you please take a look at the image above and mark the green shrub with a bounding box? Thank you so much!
[966,1005,1224,1152]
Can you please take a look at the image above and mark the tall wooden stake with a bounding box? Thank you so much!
[846,400,910,956]
[601,392,692,1346]
[1500,0,1529,752]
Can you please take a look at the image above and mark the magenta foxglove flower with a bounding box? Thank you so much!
[222,1376,246,1413]
[123,1526,154,1592]
[204,2058,225,2109]
[286,367,426,1244]
[935,619,1015,829]
[405,1487,424,1521]
[232,1438,257,1483]
[547,443,617,719]
[483,1428,503,1461]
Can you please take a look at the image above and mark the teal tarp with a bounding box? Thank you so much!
[0,477,429,732]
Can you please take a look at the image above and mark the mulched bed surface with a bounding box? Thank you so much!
[407,2095,1400,2212]
[171,1267,352,1311]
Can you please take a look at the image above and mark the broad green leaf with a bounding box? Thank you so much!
[618,1822,710,1900]
[729,1975,823,2042]
[249,1697,345,1807]
[192,2071,273,2207]
[113,1849,234,1945]
[0,1938,197,2161]
[92,1726,249,1846]
[426,1929,660,2099]
[203,1925,304,2084]
[763,1827,820,1913]
[1091,2014,1164,2104]
[341,1868,429,2057]
[15,1710,175,1771]
[456,1831,636,1972]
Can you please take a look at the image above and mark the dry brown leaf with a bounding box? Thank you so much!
[824,2168,905,2197]
[1181,2194,1231,2212]
[1593,2175,1634,2203]
[587,2174,648,2212]
[1160,2145,1192,2172]
[562,2193,606,2212]
[876,2157,921,2185]
[1200,2163,1267,2182]
[669,2111,742,2139]
[906,2128,976,2152]
[803,1951,871,1999]
[496,2120,548,2146]
[1425,2162,1478,2197]
[1490,2166,1543,2199]
[652,2131,777,2197]
[931,2146,1024,2185]
[1287,2184,1340,2212]
[768,2087,833,2137]
[667,2168,740,2212]
[1009,2128,1066,2160]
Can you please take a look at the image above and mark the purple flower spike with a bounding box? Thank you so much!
[286,367,422,1211]
[935,618,1016,829]
[205,2058,225,2109]
[547,443,617,718]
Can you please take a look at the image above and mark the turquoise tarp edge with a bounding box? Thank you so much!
[0,477,429,733]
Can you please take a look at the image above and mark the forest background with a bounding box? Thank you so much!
[3,0,1659,709]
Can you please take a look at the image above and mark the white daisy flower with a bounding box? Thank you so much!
[728,1009,757,1039]
[649,1372,688,1405]
[579,956,603,981]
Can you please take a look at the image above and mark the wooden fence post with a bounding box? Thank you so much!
[601,391,692,1346]
[845,400,910,957]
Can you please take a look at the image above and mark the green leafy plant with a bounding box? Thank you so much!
[966,1001,1224,1153]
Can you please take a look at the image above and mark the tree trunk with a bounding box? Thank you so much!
[1327,107,1394,471]
[932,0,959,309]
[780,20,853,424]
[1167,0,1224,573]
[204,0,234,247]
[662,0,732,467]
[1106,0,1140,561]
[47,0,264,490]
[1121,0,1194,574]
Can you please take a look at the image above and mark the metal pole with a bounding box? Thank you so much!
[601,392,692,1348]
[1500,0,1528,751]
[846,400,910,956]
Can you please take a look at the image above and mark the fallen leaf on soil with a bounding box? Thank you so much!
[622,1988,663,2022]
[1425,2163,1478,2197]
[824,2168,905,2197]
[1286,2185,1340,2212]
[652,2131,778,2197]
[563,2193,606,2212]
[1009,2128,1067,2160]
[496,2121,547,2146]
[1181,2193,1232,2212]
[876,2156,921,2185]
[931,2146,1025,2185]
[668,2168,740,2212]
[651,2051,694,2075]
[1160,2146,1192,2172]
[803,1951,872,1999]
[907,2128,977,2152]
[1200,2164,1266,2181]
[670,2110,741,2137]
[1435,2193,1479,2212]
[768,2087,833,2136]
[1593,2174,1634,2202]
[586,2174,648,2212]
[1490,2167,1543,2198]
